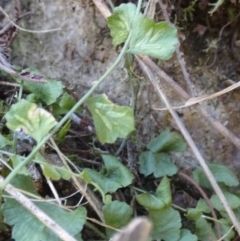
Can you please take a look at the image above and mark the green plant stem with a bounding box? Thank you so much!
[114,138,126,156]
[131,186,147,193]
[136,0,143,15]
[172,204,225,224]
[88,180,108,204]
[0,32,133,191]
[171,204,186,212]
[202,215,225,224]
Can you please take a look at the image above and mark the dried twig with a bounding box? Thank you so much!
[92,0,111,18]
[144,0,158,19]
[44,174,62,205]
[87,217,120,231]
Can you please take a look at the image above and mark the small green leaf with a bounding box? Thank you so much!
[11,155,29,176]
[80,171,93,184]
[80,155,134,194]
[5,99,57,143]
[139,151,178,177]
[210,192,240,211]
[59,92,76,111]
[103,200,133,237]
[34,153,72,180]
[9,175,39,193]
[178,229,197,241]
[147,129,186,153]
[149,206,181,241]
[156,176,172,204]
[107,3,137,46]
[129,19,178,60]
[43,164,73,180]
[86,94,135,144]
[186,208,201,221]
[136,177,171,210]
[102,154,134,187]
[43,163,61,180]
[56,120,71,144]
[2,175,86,241]
[196,199,210,213]
[0,134,12,149]
[23,78,63,105]
[186,199,210,221]
[26,93,37,103]
[107,3,179,60]
[193,164,239,189]
[55,166,72,180]
[136,193,166,210]
[195,217,217,241]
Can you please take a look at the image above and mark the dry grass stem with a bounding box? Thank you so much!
[87,217,121,231]
[217,225,234,241]
[49,138,104,221]
[144,0,158,18]
[153,80,240,110]
[92,0,111,18]
[44,175,62,205]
